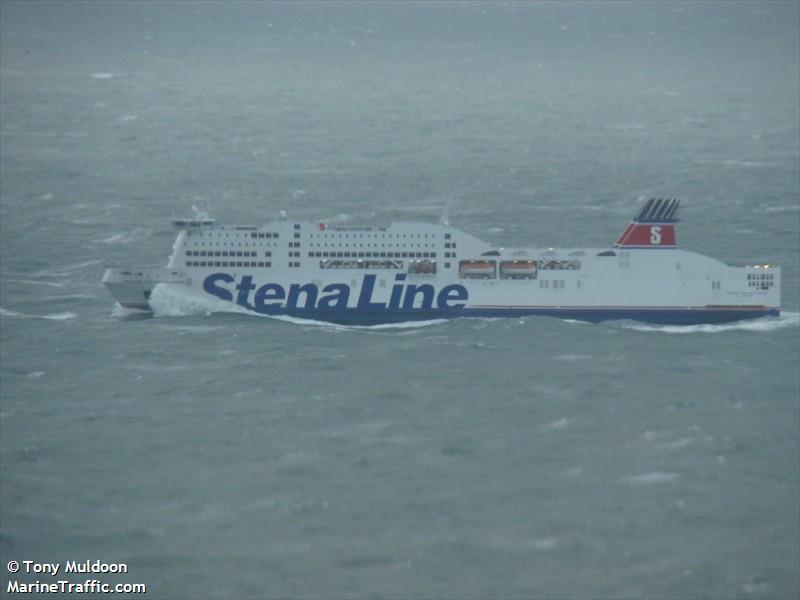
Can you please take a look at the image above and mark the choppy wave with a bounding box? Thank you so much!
[620,312,798,334]
[33,259,103,277]
[623,472,680,485]
[110,304,151,319]
[3,278,64,288]
[759,205,800,213]
[92,228,152,245]
[0,308,76,320]
[694,158,778,168]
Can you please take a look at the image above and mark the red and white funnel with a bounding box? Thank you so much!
[615,198,680,248]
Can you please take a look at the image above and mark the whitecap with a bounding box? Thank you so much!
[761,205,800,213]
[34,259,103,276]
[544,418,569,430]
[117,115,139,122]
[93,229,151,245]
[90,72,115,79]
[42,312,77,320]
[111,303,150,318]
[96,232,129,244]
[623,472,679,485]
[553,354,591,362]
[694,158,776,168]
[532,537,558,551]
[3,278,63,288]
[664,438,693,450]
[0,308,75,320]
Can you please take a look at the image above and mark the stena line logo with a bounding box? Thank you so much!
[650,226,661,244]
[203,273,469,313]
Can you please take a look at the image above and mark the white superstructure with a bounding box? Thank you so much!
[103,200,780,325]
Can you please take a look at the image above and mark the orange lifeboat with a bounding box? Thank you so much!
[500,260,537,279]
[459,260,496,279]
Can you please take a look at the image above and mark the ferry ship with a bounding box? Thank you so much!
[102,199,780,325]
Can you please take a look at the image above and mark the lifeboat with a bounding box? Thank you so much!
[500,260,537,279]
[459,260,496,279]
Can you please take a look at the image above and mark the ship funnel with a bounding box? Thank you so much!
[614,198,680,248]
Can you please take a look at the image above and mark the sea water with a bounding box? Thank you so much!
[1,3,798,598]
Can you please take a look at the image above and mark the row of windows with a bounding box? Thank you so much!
[186,250,259,257]
[197,229,454,242]
[189,242,274,247]
[747,279,774,289]
[320,259,403,270]
[307,243,437,249]
[192,232,268,239]
[747,272,775,290]
[307,251,437,259]
[540,260,581,270]
[540,280,567,289]
[187,261,271,268]
[311,232,440,239]
[188,231,241,238]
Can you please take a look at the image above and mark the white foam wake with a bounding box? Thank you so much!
[621,312,798,334]
[148,284,248,318]
[110,304,150,318]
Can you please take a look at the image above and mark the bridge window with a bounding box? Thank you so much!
[320,259,403,270]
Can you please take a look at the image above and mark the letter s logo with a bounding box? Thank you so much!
[650,226,662,245]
